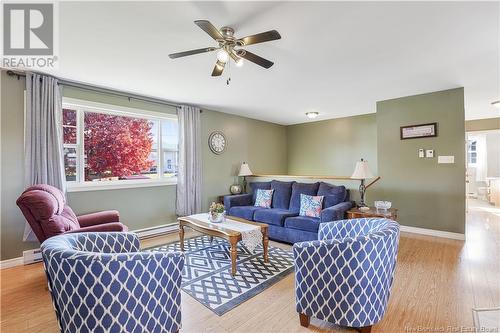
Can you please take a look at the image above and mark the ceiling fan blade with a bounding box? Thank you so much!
[239,50,274,69]
[238,30,281,46]
[195,20,224,41]
[169,47,217,59]
[211,60,226,76]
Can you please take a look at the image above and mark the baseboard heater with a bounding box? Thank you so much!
[134,223,179,240]
[23,248,43,265]
[19,224,178,265]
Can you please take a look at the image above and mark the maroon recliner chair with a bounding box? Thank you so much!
[17,184,128,243]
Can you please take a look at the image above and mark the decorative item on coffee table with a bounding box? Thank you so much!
[209,202,225,223]
[178,214,269,276]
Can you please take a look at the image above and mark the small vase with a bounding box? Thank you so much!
[209,212,225,223]
[230,184,242,195]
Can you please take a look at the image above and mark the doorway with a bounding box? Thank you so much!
[466,129,500,210]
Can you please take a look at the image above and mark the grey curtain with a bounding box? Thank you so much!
[176,105,202,216]
[24,73,65,241]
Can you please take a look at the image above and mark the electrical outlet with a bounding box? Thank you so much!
[426,149,434,158]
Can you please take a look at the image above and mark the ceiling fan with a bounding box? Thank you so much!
[169,20,281,77]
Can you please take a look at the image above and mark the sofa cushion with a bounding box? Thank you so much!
[271,180,295,209]
[299,194,324,217]
[284,216,321,233]
[254,189,274,208]
[249,182,272,203]
[317,182,347,208]
[254,208,298,227]
[289,182,320,212]
[229,206,264,221]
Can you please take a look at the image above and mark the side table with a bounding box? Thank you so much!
[347,207,398,221]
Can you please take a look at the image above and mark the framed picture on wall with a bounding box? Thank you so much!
[400,122,438,140]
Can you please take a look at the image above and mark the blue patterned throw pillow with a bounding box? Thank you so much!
[299,194,324,217]
[254,189,274,208]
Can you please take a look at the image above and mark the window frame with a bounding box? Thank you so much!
[467,139,477,167]
[62,98,178,192]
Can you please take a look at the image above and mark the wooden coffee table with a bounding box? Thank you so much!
[178,215,269,275]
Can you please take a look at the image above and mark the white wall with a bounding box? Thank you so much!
[486,131,500,178]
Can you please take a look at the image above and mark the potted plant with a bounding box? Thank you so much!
[209,202,225,223]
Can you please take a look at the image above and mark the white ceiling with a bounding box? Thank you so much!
[50,1,499,125]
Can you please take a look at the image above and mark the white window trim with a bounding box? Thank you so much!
[63,97,177,120]
[63,97,178,192]
[67,178,177,192]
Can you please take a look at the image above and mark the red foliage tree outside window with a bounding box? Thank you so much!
[83,112,154,181]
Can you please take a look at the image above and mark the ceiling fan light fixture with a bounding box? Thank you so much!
[306,112,319,119]
[217,49,229,63]
[169,20,281,77]
[492,100,500,108]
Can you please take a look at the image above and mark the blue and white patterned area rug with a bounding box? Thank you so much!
[148,235,294,316]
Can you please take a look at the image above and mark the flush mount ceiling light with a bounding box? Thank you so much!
[492,100,500,108]
[168,20,281,77]
[306,112,319,119]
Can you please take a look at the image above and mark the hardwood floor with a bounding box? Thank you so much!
[1,202,498,333]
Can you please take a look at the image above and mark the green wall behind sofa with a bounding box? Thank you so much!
[201,110,288,212]
[285,114,378,202]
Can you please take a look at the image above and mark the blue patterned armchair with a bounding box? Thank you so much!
[293,218,400,333]
[41,232,185,333]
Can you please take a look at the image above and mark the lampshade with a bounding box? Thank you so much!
[351,159,374,179]
[238,162,253,177]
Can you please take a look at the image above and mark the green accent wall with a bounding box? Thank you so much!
[285,114,378,202]
[201,110,288,211]
[376,88,466,234]
[287,114,378,175]
[1,71,34,260]
[0,71,287,260]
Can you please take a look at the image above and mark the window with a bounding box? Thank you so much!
[467,140,477,165]
[62,99,178,190]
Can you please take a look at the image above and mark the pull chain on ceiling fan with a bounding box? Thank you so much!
[169,20,281,77]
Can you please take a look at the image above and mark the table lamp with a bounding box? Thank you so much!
[238,162,253,193]
[351,158,379,207]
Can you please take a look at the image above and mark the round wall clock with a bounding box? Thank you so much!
[208,131,227,154]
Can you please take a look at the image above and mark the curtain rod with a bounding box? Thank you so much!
[6,70,182,109]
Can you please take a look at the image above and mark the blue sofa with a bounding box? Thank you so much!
[224,180,354,243]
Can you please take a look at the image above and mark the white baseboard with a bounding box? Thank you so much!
[0,256,24,269]
[400,225,465,240]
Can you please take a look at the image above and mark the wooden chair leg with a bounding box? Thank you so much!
[358,326,372,333]
[299,313,310,327]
